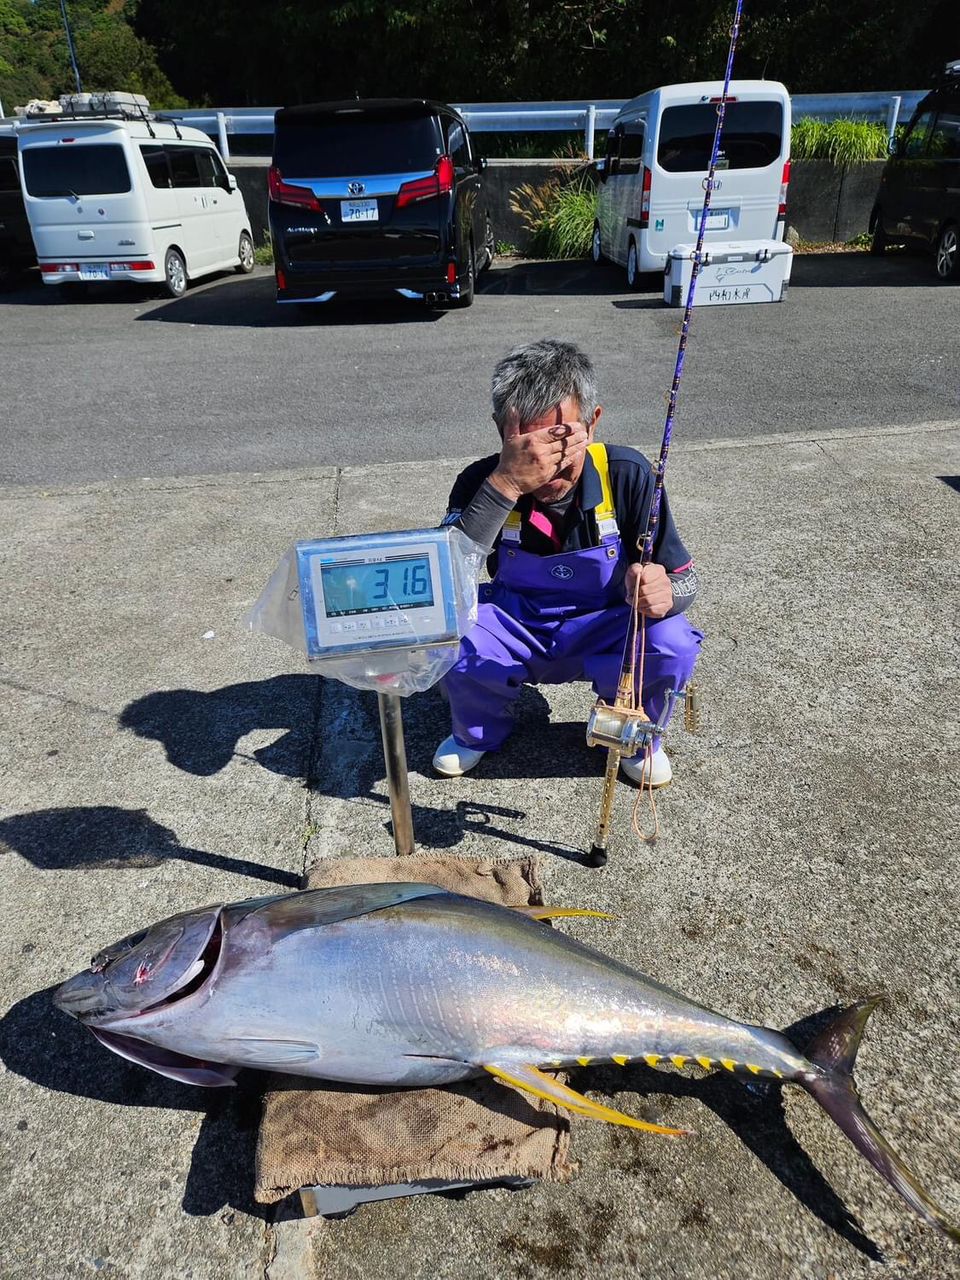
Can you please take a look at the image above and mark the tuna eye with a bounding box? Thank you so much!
[90,928,149,971]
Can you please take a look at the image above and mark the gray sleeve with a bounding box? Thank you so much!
[667,563,699,616]
[441,478,516,550]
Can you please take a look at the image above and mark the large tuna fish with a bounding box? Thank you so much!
[53,884,958,1239]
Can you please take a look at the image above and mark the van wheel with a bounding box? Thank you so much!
[935,223,958,281]
[236,231,255,274]
[591,223,603,264]
[163,248,187,299]
[452,242,475,308]
[626,239,641,289]
[869,211,887,256]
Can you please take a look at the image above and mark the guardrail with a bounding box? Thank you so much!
[164,91,927,161]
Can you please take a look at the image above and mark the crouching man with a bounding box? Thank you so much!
[434,338,702,787]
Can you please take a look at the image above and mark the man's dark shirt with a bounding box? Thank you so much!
[446,445,693,578]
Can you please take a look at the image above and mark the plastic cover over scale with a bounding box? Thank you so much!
[247,526,487,696]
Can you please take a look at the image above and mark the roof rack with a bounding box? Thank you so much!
[24,91,155,122]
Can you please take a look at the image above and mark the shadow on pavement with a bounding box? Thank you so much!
[0,988,270,1219]
[135,272,448,327]
[120,674,320,778]
[788,250,932,289]
[0,806,300,888]
[578,1006,883,1260]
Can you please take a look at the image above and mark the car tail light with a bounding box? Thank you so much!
[708,96,737,104]
[276,266,287,291]
[778,160,791,218]
[446,261,457,285]
[639,168,652,229]
[268,165,323,212]
[109,261,155,271]
[396,155,455,208]
[40,263,79,273]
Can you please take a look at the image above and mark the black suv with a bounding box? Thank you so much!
[871,60,960,280]
[0,135,36,285]
[269,98,493,307]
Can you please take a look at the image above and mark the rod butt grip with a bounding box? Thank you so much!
[586,844,608,868]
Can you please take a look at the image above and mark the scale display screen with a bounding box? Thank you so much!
[320,556,435,616]
[294,528,462,660]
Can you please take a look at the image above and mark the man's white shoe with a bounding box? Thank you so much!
[432,735,487,777]
[620,745,672,788]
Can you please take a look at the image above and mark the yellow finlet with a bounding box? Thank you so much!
[514,906,617,922]
[612,1054,629,1066]
[483,1062,691,1136]
[720,1059,737,1072]
[745,1063,762,1075]
[577,1056,593,1066]
[643,1054,661,1067]
[696,1056,714,1070]
[670,1055,688,1069]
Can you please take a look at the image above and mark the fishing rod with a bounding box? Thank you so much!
[585,0,745,868]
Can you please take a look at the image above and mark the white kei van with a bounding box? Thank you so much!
[594,80,791,286]
[18,116,255,296]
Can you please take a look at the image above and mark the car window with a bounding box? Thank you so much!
[21,143,131,196]
[274,115,443,176]
[447,120,471,167]
[194,149,222,188]
[619,123,645,174]
[166,146,203,188]
[0,157,19,192]
[208,149,231,187]
[658,101,784,171]
[140,144,172,188]
[929,111,960,159]
[902,109,935,158]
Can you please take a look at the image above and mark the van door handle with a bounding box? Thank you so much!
[78,230,95,239]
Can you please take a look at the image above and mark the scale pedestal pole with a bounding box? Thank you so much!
[377,692,415,856]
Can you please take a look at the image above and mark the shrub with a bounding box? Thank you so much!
[791,118,889,164]
[509,159,598,259]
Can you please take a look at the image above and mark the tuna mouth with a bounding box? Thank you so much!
[133,918,223,1017]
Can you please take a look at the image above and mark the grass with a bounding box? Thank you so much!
[509,158,598,259]
[253,241,274,266]
[791,118,890,164]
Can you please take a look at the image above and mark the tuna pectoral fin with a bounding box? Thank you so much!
[483,1062,690,1136]
[802,999,960,1241]
[90,1028,238,1088]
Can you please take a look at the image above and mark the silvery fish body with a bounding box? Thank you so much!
[53,884,959,1240]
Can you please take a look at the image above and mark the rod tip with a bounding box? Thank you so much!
[586,845,608,868]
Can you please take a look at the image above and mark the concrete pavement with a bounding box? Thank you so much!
[1,420,958,1279]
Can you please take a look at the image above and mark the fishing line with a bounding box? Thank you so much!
[589,0,745,860]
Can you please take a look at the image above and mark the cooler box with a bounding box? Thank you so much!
[663,239,793,307]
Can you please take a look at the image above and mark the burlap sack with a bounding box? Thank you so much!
[254,855,576,1203]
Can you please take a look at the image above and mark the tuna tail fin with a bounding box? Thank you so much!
[801,997,960,1242]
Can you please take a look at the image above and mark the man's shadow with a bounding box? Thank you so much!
[0,987,269,1219]
[119,674,321,778]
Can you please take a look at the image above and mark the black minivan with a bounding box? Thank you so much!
[870,60,960,280]
[0,135,36,285]
[269,98,493,307]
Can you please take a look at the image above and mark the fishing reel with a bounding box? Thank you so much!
[585,681,701,868]
[585,683,700,758]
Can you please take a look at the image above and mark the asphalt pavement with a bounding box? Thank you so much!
[1,252,958,485]
[0,260,959,1279]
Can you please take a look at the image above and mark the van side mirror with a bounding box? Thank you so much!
[227,172,238,192]
[595,157,608,183]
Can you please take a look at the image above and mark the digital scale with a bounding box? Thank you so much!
[253,526,482,858]
[296,528,462,661]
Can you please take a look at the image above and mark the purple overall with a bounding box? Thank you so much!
[443,522,703,751]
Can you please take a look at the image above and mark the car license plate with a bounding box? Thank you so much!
[698,209,730,231]
[79,263,110,280]
[341,199,378,222]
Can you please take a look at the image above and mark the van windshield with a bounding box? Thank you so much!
[22,143,131,196]
[657,102,784,171]
[274,115,443,177]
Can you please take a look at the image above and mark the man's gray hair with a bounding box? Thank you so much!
[491,339,599,431]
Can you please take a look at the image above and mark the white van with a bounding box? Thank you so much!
[593,79,791,286]
[18,115,255,296]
